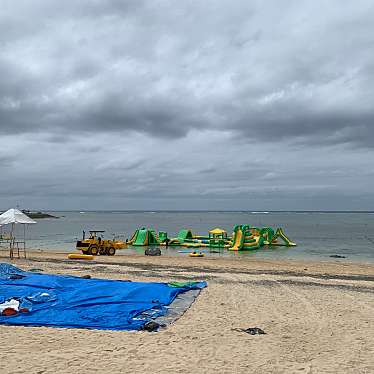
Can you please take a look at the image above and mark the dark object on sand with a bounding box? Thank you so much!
[80,275,91,279]
[233,327,266,335]
[145,248,161,256]
[28,268,44,273]
[143,321,160,332]
[329,255,346,259]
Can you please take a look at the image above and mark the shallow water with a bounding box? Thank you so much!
[4,211,374,263]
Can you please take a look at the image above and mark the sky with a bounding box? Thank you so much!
[1,0,374,211]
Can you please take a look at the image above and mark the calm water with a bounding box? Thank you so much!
[5,211,374,263]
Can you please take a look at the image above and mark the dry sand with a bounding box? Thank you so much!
[0,250,373,374]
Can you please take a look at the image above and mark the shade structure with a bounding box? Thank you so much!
[209,228,227,235]
[0,209,36,258]
[0,209,36,225]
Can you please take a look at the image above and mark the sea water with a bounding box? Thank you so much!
[8,211,374,263]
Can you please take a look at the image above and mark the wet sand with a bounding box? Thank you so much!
[0,250,373,374]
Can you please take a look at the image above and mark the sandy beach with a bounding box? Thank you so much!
[3,0,374,373]
[0,250,373,374]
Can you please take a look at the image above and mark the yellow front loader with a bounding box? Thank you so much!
[76,230,126,256]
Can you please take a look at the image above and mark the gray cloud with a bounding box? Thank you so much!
[1,1,374,209]
[0,155,15,167]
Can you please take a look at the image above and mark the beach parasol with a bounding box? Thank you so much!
[0,208,36,258]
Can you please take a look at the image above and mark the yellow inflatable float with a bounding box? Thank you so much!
[189,251,205,258]
[68,253,94,260]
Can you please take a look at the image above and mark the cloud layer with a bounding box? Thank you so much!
[1,0,374,210]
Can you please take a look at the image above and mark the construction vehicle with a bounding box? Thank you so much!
[76,230,126,256]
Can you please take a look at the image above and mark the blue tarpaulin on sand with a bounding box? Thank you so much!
[0,263,206,331]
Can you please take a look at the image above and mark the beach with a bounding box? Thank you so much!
[3,0,374,372]
[0,251,373,374]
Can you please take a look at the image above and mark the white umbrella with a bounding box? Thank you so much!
[0,208,37,225]
[0,209,36,258]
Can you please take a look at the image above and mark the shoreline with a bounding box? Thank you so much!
[4,245,374,265]
[1,249,374,280]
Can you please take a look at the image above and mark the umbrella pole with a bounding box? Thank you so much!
[10,222,15,259]
[24,224,26,258]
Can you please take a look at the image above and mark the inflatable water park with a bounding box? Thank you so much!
[72,225,296,258]
[126,225,296,251]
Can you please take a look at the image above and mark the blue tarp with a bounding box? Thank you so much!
[0,263,206,331]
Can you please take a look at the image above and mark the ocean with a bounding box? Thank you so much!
[8,211,374,263]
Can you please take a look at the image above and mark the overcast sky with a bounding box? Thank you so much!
[1,0,374,210]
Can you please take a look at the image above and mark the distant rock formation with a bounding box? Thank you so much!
[21,210,59,219]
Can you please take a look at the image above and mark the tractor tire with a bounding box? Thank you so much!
[99,247,106,255]
[107,247,116,256]
[89,245,99,256]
